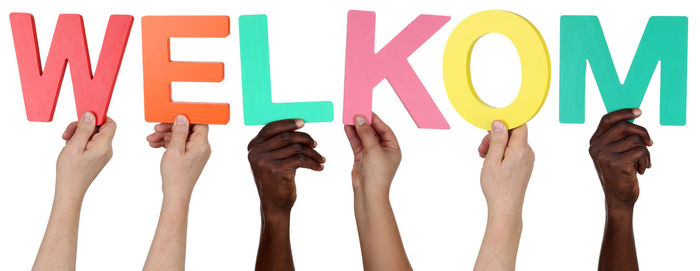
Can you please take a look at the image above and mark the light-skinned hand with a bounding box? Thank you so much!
[56,112,116,199]
[344,113,401,197]
[156,115,211,198]
[477,121,534,217]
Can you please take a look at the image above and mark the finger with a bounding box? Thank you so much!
[279,154,324,171]
[259,131,316,152]
[599,121,652,146]
[96,117,117,144]
[154,123,173,133]
[619,146,649,175]
[353,115,380,150]
[508,124,528,148]
[637,146,651,174]
[344,125,363,155]
[189,124,209,144]
[609,135,645,153]
[62,122,78,141]
[269,144,325,163]
[146,132,165,144]
[592,109,642,141]
[485,120,509,165]
[478,134,490,158]
[93,117,117,145]
[371,112,399,149]
[150,141,166,148]
[67,112,97,149]
[169,115,190,153]
[249,119,305,150]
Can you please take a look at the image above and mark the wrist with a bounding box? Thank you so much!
[605,204,634,221]
[261,209,291,231]
[605,197,635,211]
[261,206,291,221]
[486,200,524,219]
[52,192,84,213]
[162,192,192,207]
[162,184,194,201]
[487,209,523,225]
[352,178,391,201]
[53,186,86,205]
[354,189,390,207]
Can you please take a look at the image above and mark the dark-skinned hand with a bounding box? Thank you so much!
[248,119,325,271]
[589,108,653,209]
[590,108,652,271]
[247,119,326,216]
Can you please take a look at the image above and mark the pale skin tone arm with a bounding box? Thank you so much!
[33,112,116,271]
[474,121,534,271]
[344,113,411,271]
[143,115,212,271]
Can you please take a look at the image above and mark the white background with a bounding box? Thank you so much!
[1,0,698,270]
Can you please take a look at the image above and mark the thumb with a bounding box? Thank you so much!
[484,120,509,165]
[67,112,97,150]
[353,115,380,151]
[170,115,190,153]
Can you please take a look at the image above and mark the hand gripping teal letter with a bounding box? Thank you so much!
[560,16,687,125]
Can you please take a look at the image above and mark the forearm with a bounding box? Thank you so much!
[474,210,523,271]
[256,210,294,271]
[33,193,84,271]
[354,190,411,271]
[144,194,191,271]
[599,204,637,271]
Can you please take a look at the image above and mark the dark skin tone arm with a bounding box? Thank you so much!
[247,119,326,271]
[589,108,653,271]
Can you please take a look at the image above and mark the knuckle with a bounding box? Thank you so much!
[589,135,597,145]
[638,125,649,134]
[255,159,271,169]
[247,152,256,163]
[630,136,642,145]
[291,143,304,153]
[280,132,292,142]
[588,145,596,156]
[492,138,507,145]
[103,147,114,160]
[270,166,286,177]
[201,146,212,159]
[597,154,613,165]
[247,139,257,150]
[609,158,625,169]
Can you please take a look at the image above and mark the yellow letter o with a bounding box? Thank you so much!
[443,10,551,130]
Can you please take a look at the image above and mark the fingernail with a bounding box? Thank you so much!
[633,109,642,116]
[81,112,94,124]
[321,156,326,163]
[175,115,187,125]
[295,119,305,128]
[492,121,505,133]
[649,139,654,146]
[313,140,318,147]
[355,115,367,126]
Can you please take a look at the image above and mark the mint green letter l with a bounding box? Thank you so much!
[239,15,334,125]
